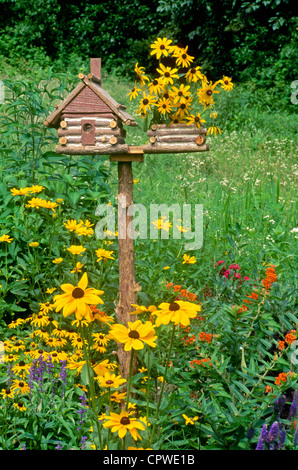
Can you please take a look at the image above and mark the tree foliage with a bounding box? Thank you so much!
[0,0,297,91]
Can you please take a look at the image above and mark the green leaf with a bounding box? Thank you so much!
[80,363,93,386]
[234,380,251,396]
[225,400,239,416]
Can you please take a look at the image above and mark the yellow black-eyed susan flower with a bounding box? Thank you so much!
[154,300,201,327]
[11,379,30,395]
[12,360,32,376]
[53,272,104,322]
[102,410,146,440]
[108,320,157,351]
[156,63,179,86]
[150,37,172,59]
[96,371,127,389]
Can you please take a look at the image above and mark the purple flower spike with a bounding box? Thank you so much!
[268,421,279,442]
[256,424,268,450]
[275,394,286,418]
[80,436,87,450]
[289,390,298,419]
[278,428,286,450]
[56,441,64,450]
[59,361,67,381]
[293,422,298,447]
[77,392,88,431]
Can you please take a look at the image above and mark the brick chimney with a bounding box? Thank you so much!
[90,58,101,84]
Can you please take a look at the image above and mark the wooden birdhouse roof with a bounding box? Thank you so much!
[44,58,137,129]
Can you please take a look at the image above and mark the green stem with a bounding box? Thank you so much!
[79,323,103,449]
[125,349,135,411]
[146,348,151,427]
[150,323,175,445]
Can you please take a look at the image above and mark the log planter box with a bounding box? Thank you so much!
[143,123,209,154]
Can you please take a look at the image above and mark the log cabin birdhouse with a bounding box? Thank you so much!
[44,58,137,155]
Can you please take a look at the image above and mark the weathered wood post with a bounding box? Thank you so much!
[109,150,143,379]
[115,161,137,378]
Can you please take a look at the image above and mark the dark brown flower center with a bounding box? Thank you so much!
[19,361,25,367]
[182,54,187,59]
[143,99,149,105]
[207,90,212,96]
[169,302,180,311]
[180,103,186,109]
[120,416,130,425]
[153,79,158,85]
[164,72,170,77]
[191,68,196,73]
[128,330,140,339]
[195,116,200,122]
[224,80,229,84]
[178,91,183,96]
[106,380,114,385]
[160,44,165,50]
[72,287,84,299]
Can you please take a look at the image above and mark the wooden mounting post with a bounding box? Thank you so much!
[115,160,138,379]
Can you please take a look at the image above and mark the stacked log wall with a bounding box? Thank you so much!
[144,123,209,153]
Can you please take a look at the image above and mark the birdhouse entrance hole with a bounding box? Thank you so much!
[81,118,95,145]
[83,123,93,133]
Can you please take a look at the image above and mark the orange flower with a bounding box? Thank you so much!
[243,291,259,304]
[278,341,285,350]
[199,332,212,343]
[190,358,211,368]
[166,282,198,302]
[184,334,196,345]
[262,265,277,291]
[237,305,249,314]
[275,372,287,385]
[265,385,273,394]
[285,333,296,344]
